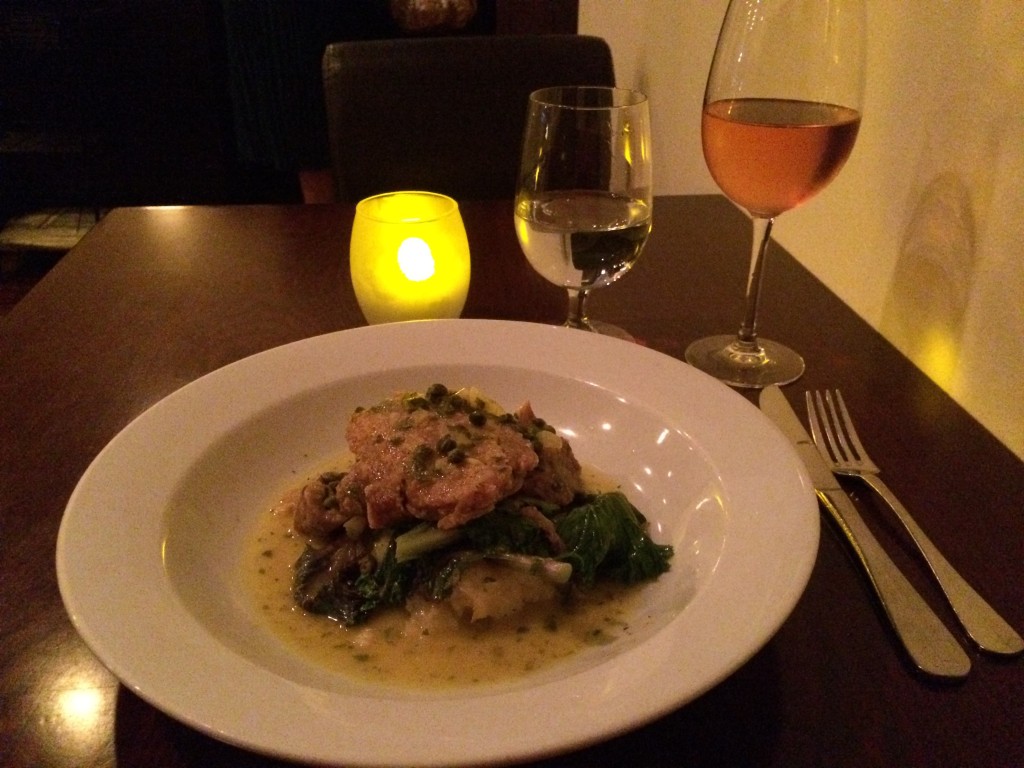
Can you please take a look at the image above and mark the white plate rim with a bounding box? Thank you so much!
[56,319,818,766]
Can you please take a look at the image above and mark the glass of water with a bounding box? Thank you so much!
[515,86,652,339]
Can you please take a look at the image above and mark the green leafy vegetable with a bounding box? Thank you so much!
[555,492,673,585]
[489,553,573,584]
[460,499,559,556]
[292,490,671,626]
[293,540,415,626]
[420,551,481,600]
[394,523,463,562]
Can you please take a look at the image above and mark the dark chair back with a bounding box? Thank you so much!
[322,34,615,202]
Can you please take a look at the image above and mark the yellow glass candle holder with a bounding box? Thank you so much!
[350,191,471,324]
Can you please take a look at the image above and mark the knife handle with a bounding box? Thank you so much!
[818,489,971,679]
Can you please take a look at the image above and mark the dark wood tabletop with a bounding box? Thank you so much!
[2,196,1021,767]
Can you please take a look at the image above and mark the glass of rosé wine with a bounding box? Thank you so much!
[685,0,866,388]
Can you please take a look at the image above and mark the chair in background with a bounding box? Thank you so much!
[321,34,615,202]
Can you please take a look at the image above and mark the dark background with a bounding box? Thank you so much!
[0,0,578,219]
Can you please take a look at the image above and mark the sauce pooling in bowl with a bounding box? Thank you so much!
[244,466,647,689]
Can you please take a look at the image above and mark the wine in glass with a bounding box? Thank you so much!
[685,0,866,387]
[515,86,653,339]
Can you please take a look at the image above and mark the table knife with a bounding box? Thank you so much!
[760,386,971,679]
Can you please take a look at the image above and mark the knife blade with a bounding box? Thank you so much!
[760,386,970,679]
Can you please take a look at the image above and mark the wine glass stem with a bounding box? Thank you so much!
[566,288,591,330]
[736,216,775,349]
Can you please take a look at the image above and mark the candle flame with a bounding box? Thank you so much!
[397,237,435,282]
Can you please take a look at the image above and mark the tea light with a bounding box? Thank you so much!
[350,191,471,324]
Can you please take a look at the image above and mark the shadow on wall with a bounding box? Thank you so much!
[878,20,1023,461]
[880,172,975,390]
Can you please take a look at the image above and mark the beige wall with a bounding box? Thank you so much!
[580,1,1024,460]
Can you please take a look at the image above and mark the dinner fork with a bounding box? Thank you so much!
[806,389,1024,656]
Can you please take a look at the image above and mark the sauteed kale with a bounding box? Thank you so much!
[288,384,673,626]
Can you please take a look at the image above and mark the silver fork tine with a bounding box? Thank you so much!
[808,391,845,466]
[825,391,852,461]
[807,388,1024,656]
[830,390,875,469]
[818,391,845,462]
[806,391,827,455]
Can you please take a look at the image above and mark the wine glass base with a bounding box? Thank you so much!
[684,334,804,389]
[565,319,636,342]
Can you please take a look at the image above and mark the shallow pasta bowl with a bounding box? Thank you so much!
[57,319,818,767]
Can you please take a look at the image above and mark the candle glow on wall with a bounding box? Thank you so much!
[350,192,471,324]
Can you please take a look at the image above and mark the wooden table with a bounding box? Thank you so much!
[2,196,1021,767]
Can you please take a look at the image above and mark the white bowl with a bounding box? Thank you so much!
[57,319,818,767]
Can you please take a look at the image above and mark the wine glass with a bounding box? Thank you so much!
[515,86,653,339]
[685,0,866,387]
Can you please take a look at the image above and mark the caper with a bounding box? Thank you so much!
[406,395,429,411]
[437,435,457,454]
[410,444,436,477]
[426,383,449,401]
[469,410,487,427]
[448,447,466,464]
